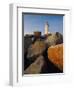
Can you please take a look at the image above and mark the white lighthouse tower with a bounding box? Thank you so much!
[44,22,49,35]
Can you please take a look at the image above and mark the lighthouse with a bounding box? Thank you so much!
[44,22,49,35]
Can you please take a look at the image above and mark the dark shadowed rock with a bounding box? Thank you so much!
[24,55,45,74]
[27,40,46,60]
[24,35,33,54]
[45,32,63,47]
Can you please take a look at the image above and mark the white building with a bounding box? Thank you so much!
[44,22,49,35]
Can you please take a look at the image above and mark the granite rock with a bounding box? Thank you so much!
[45,32,63,47]
[47,44,63,71]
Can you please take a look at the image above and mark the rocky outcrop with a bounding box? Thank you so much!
[45,32,63,47]
[47,44,63,71]
[24,32,63,74]
[27,40,46,60]
[24,55,45,74]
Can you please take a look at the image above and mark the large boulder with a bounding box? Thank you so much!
[47,44,63,71]
[24,55,45,74]
[27,40,46,60]
[45,32,63,47]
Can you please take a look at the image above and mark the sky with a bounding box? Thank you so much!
[23,13,63,35]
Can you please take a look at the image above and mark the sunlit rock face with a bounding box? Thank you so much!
[24,55,45,74]
[27,40,46,60]
[47,44,63,71]
[45,32,63,47]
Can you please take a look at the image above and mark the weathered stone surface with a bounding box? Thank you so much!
[45,32,63,47]
[47,44,63,71]
[24,35,33,54]
[24,55,45,74]
[27,40,46,59]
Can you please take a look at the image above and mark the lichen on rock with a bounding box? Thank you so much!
[45,32,63,47]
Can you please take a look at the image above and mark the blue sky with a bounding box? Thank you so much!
[23,13,63,35]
